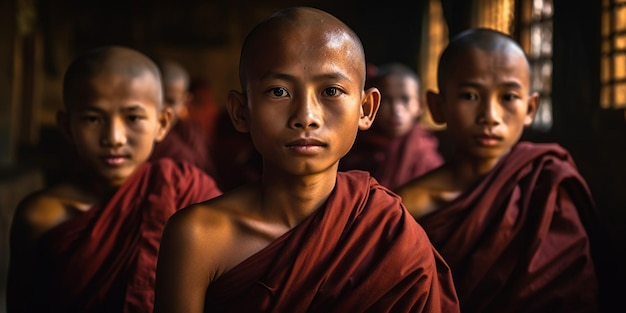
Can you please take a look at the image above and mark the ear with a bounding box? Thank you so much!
[226,90,250,133]
[179,92,192,120]
[524,92,540,127]
[56,110,73,144]
[426,90,446,124]
[154,107,173,142]
[358,87,381,130]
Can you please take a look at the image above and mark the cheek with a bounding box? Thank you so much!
[132,126,158,143]
[447,109,472,126]
[71,125,97,145]
[409,101,421,116]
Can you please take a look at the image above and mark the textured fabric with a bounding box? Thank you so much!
[340,124,444,190]
[418,142,601,313]
[204,170,460,313]
[34,159,222,313]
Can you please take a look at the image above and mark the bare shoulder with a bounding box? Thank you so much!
[395,166,453,219]
[163,195,234,247]
[11,184,76,243]
[165,187,250,237]
[161,185,273,281]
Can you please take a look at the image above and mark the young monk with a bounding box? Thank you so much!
[395,28,606,313]
[340,62,444,189]
[7,46,222,313]
[153,6,460,313]
[149,59,216,177]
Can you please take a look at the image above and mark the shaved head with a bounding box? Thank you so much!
[437,28,530,91]
[156,59,190,88]
[63,46,162,110]
[238,6,367,90]
[366,62,420,92]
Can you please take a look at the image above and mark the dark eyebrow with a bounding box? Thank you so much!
[500,81,523,89]
[457,81,523,89]
[261,71,353,83]
[122,105,148,113]
[76,105,148,114]
[261,72,296,83]
[76,106,104,113]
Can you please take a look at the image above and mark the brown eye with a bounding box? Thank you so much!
[81,115,101,124]
[127,115,146,123]
[271,87,289,97]
[460,92,478,101]
[324,87,339,97]
[502,93,520,102]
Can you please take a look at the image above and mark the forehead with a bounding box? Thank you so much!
[163,79,187,92]
[70,71,161,110]
[446,47,530,87]
[380,75,418,91]
[244,25,365,85]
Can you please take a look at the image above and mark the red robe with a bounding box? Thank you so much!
[204,170,460,312]
[340,124,444,190]
[211,109,262,192]
[33,159,222,313]
[418,142,602,313]
[150,118,216,177]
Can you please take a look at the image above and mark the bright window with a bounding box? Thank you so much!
[601,0,626,110]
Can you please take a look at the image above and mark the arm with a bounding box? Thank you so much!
[395,185,435,219]
[7,193,65,313]
[153,205,222,313]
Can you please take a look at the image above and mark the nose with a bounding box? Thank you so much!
[290,92,321,130]
[477,97,502,127]
[101,117,127,147]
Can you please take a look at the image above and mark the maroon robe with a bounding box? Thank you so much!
[204,170,460,312]
[33,158,222,313]
[418,142,602,313]
[211,109,262,192]
[340,124,444,190]
[150,118,216,177]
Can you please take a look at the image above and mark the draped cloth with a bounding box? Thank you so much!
[204,170,460,313]
[418,142,604,313]
[150,118,216,177]
[34,159,222,313]
[340,124,444,190]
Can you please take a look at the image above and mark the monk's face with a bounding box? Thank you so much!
[63,71,169,186]
[231,22,379,176]
[430,47,538,161]
[163,78,189,122]
[373,75,421,137]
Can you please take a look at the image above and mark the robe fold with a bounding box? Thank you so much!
[204,170,460,313]
[340,124,444,190]
[34,159,222,313]
[418,142,604,313]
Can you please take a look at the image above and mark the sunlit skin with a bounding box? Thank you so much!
[237,32,371,178]
[372,74,421,137]
[153,7,380,313]
[60,71,170,190]
[395,32,538,219]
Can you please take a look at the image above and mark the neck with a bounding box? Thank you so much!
[71,167,123,202]
[257,168,338,228]
[448,152,507,189]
